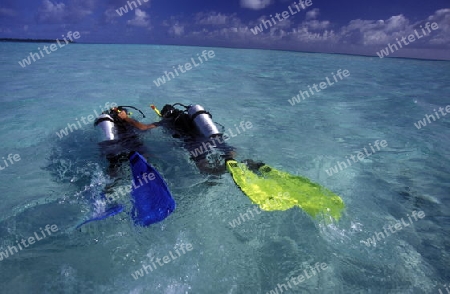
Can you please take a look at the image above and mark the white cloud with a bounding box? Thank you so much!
[37,0,66,23]
[425,8,450,46]
[364,30,389,45]
[240,0,272,10]
[303,20,330,30]
[0,28,12,33]
[170,24,185,36]
[195,12,244,28]
[165,8,449,59]
[104,8,119,24]
[127,9,150,27]
[0,7,15,17]
[69,0,95,19]
[196,12,229,25]
[36,0,95,23]
[289,26,337,43]
[384,14,409,32]
[338,10,450,46]
[306,8,319,20]
[340,16,408,45]
[276,18,292,29]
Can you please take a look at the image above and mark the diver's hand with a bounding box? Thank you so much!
[121,116,159,131]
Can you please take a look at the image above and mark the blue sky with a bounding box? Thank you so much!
[1,0,449,59]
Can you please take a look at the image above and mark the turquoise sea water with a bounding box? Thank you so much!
[0,42,449,293]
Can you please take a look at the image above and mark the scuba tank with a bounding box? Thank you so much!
[94,114,118,142]
[187,104,221,138]
[94,106,146,142]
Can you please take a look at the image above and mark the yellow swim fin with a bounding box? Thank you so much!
[226,160,345,221]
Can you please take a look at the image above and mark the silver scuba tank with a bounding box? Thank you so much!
[94,114,118,142]
[187,105,221,138]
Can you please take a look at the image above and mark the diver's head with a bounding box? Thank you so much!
[116,106,128,114]
[161,104,177,119]
[107,107,131,120]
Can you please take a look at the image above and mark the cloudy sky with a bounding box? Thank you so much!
[1,0,449,59]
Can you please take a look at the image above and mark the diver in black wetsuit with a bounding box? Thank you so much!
[94,106,159,176]
[158,103,236,175]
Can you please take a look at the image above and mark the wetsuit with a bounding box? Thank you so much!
[159,104,235,174]
[96,111,147,176]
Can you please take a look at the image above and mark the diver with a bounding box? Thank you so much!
[94,106,159,177]
[155,103,238,175]
[78,106,173,229]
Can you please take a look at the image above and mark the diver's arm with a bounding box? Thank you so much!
[118,111,159,130]
[123,117,159,131]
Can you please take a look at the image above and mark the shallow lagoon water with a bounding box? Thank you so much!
[0,42,449,293]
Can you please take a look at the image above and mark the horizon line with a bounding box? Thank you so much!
[1,38,449,62]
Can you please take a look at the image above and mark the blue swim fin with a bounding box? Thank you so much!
[76,197,124,229]
[129,151,176,226]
